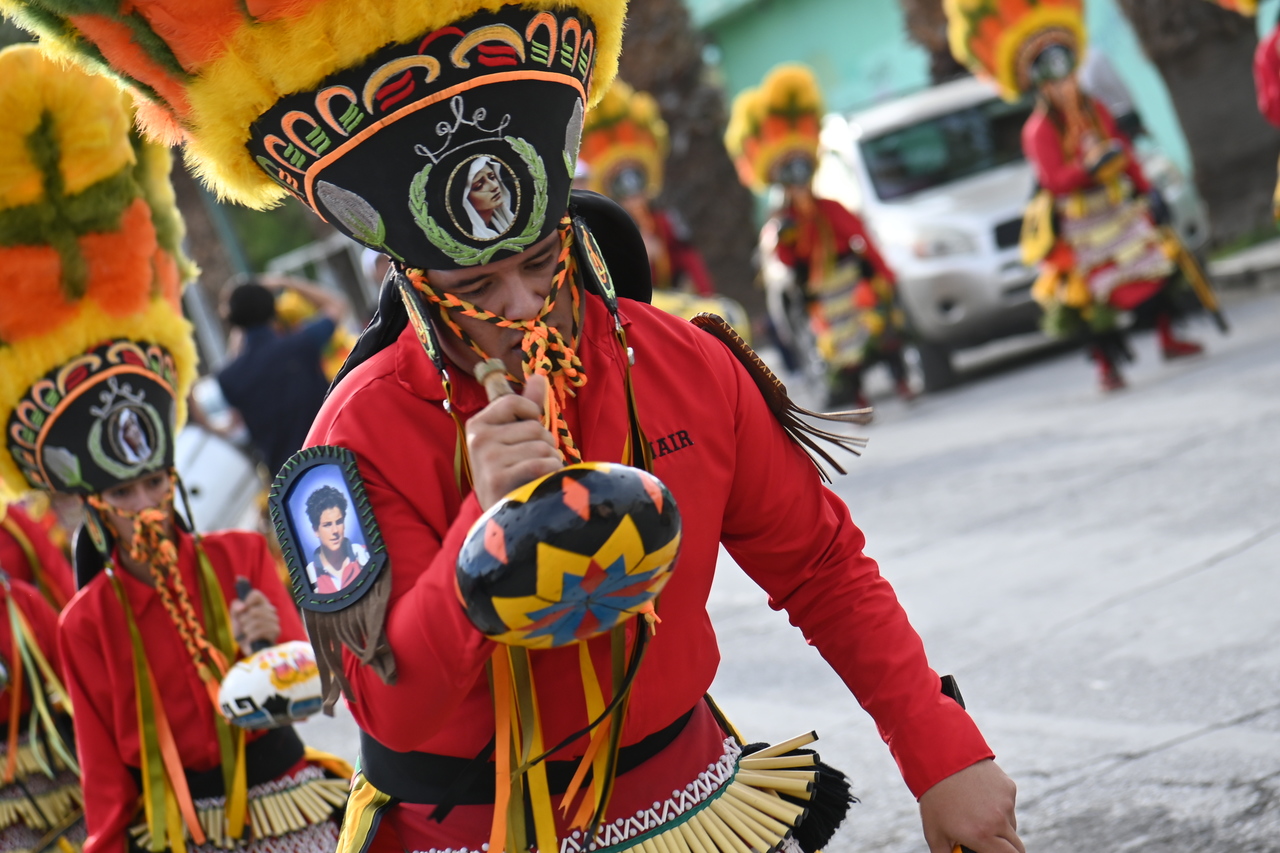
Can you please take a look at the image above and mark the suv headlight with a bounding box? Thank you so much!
[912,227,977,259]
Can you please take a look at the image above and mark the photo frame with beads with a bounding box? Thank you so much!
[269,445,388,613]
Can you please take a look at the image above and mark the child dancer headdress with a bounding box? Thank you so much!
[0,43,196,509]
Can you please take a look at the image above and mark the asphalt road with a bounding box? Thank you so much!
[708,288,1280,852]
[299,288,1280,852]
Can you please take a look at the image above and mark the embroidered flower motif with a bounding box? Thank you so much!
[564,98,585,173]
[317,181,401,261]
[43,446,87,489]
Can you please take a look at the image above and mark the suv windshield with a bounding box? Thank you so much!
[859,97,1032,201]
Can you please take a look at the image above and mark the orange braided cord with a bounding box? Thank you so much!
[409,219,586,463]
[88,496,228,704]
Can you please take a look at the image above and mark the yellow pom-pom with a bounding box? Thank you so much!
[0,46,136,209]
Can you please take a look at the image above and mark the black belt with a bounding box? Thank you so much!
[128,726,307,800]
[361,706,696,805]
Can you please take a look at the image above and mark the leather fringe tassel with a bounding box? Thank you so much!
[303,567,397,716]
[129,776,348,850]
[690,315,870,484]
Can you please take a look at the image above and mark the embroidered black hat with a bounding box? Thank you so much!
[4,0,627,272]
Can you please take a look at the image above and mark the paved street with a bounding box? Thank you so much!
[709,288,1280,852]
[299,287,1280,852]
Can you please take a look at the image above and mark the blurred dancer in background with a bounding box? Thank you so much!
[580,81,716,296]
[726,64,912,408]
[946,0,1203,392]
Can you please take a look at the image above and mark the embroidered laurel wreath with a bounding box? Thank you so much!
[410,135,548,267]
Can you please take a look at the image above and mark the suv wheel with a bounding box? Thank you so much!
[914,339,957,392]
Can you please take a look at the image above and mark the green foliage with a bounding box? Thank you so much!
[1207,221,1280,261]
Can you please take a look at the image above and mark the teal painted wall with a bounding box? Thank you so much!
[698,0,929,114]
[690,0,1198,176]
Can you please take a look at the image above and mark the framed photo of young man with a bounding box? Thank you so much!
[269,445,388,612]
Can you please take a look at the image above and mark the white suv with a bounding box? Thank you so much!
[814,76,1209,391]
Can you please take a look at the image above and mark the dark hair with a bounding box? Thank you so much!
[227,282,276,328]
[305,485,348,529]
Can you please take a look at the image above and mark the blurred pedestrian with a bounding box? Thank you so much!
[726,64,913,409]
[947,0,1203,392]
[216,275,350,478]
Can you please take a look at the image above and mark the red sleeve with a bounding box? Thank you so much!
[1092,101,1151,194]
[822,201,896,283]
[1023,110,1092,195]
[309,372,494,751]
[1256,27,1280,127]
[714,342,991,798]
[12,580,61,674]
[59,601,135,853]
[0,534,28,585]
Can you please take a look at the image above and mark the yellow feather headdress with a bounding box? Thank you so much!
[579,80,670,199]
[0,44,196,501]
[724,63,824,193]
[1,0,628,210]
[944,0,1087,100]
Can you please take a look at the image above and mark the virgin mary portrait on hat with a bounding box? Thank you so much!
[457,155,518,240]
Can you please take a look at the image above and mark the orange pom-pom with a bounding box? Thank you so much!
[81,198,158,319]
[132,97,188,147]
[0,245,77,341]
[244,0,318,22]
[69,13,192,121]
[131,0,241,70]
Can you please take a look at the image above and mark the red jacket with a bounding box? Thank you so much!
[0,505,75,610]
[0,576,63,717]
[58,529,306,853]
[1022,98,1151,197]
[775,197,895,284]
[310,291,991,800]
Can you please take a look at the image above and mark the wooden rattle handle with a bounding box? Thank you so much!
[475,358,515,403]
